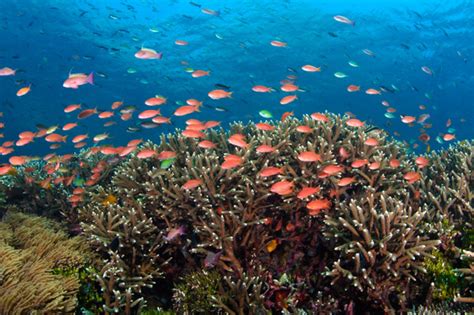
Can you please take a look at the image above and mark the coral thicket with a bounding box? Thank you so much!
[0,113,472,314]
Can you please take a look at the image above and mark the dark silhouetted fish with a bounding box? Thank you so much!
[215,83,231,90]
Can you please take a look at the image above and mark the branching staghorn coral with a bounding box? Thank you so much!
[76,114,472,313]
[0,212,94,314]
[79,186,170,313]
[323,192,441,312]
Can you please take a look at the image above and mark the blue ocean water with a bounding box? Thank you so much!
[0,0,473,160]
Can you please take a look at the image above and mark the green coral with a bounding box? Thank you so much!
[173,270,221,314]
[52,265,104,314]
[423,249,464,301]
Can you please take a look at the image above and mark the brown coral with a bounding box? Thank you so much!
[0,212,92,314]
[76,114,472,313]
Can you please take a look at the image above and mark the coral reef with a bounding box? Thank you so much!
[2,114,472,313]
[76,114,472,313]
[0,212,96,314]
[0,150,121,228]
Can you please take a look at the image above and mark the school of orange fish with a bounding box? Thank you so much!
[0,13,461,210]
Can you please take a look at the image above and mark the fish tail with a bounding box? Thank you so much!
[87,72,94,85]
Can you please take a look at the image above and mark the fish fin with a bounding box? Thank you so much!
[87,72,94,85]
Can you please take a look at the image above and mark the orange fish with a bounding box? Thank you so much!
[301,65,320,72]
[347,85,360,92]
[119,146,137,157]
[297,186,320,199]
[138,109,161,119]
[64,104,81,113]
[98,111,114,119]
[16,85,31,96]
[346,118,364,127]
[259,166,283,178]
[121,113,132,121]
[204,121,220,129]
[255,122,274,131]
[296,125,312,133]
[364,138,379,146]
[338,147,350,160]
[111,101,123,109]
[78,108,98,119]
[128,139,142,147]
[228,134,248,149]
[72,134,88,143]
[134,47,162,59]
[192,70,210,78]
[16,138,33,146]
[9,155,28,166]
[321,164,344,175]
[0,67,16,76]
[401,115,416,124]
[281,111,294,121]
[311,113,329,122]
[174,105,199,116]
[0,164,13,175]
[443,133,455,141]
[252,85,274,93]
[175,40,189,46]
[186,99,202,106]
[19,131,36,139]
[389,159,400,168]
[145,96,167,106]
[45,133,67,143]
[198,140,216,149]
[404,171,421,184]
[298,151,321,162]
[208,89,232,100]
[369,161,381,170]
[137,149,156,159]
[100,147,118,155]
[221,154,243,170]
[351,159,368,168]
[182,129,205,138]
[63,72,94,89]
[62,123,78,131]
[152,116,171,124]
[281,83,299,92]
[270,40,287,47]
[337,177,355,187]
[270,180,294,195]
[256,144,275,153]
[280,95,297,105]
[182,179,203,190]
[415,156,429,168]
[157,151,177,160]
[365,88,381,95]
[307,198,331,215]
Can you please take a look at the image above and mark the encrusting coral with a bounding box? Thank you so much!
[0,212,96,314]
[76,113,472,313]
